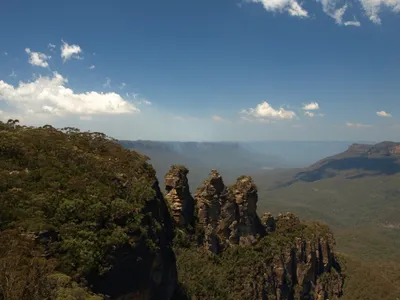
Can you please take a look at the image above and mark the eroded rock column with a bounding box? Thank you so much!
[164,165,195,227]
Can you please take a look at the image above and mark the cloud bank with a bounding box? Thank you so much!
[246,0,400,25]
[0,72,139,117]
[241,101,296,122]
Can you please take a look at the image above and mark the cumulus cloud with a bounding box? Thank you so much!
[346,122,372,128]
[0,72,139,117]
[48,43,56,51]
[248,0,400,25]
[61,40,83,62]
[25,48,50,68]
[302,102,320,110]
[305,111,315,117]
[376,110,392,117]
[360,0,400,24]
[241,101,296,122]
[89,65,95,70]
[248,0,308,17]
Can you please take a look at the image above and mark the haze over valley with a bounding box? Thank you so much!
[1,0,400,299]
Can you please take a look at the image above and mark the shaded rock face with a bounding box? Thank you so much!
[165,167,343,299]
[194,169,235,252]
[89,180,178,300]
[261,212,276,233]
[266,213,343,300]
[194,170,265,252]
[164,165,195,227]
[231,175,265,245]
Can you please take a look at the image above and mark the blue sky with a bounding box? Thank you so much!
[0,0,399,141]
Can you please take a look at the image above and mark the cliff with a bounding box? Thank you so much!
[0,120,344,300]
[167,166,344,300]
[0,121,177,300]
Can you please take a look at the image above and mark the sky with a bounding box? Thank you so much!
[0,0,399,142]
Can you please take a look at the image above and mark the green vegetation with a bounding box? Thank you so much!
[2,119,398,299]
[0,120,173,299]
[255,166,400,299]
[173,220,341,300]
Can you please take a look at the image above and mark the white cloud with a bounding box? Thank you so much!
[333,4,347,24]
[302,102,320,110]
[344,19,361,26]
[248,0,308,17]
[0,72,139,117]
[360,0,400,24]
[103,77,111,88]
[119,82,126,90]
[126,92,140,99]
[61,40,82,62]
[316,0,362,26]
[48,43,56,51]
[376,110,392,117]
[305,111,325,117]
[25,48,50,68]
[89,65,95,70]
[138,99,152,105]
[241,101,296,121]
[212,115,230,123]
[9,70,17,78]
[346,122,372,128]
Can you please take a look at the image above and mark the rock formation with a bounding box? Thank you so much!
[193,170,265,252]
[0,121,345,300]
[231,175,265,245]
[194,169,235,252]
[164,165,195,227]
[261,212,276,233]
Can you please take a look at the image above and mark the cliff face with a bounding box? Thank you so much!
[269,213,343,300]
[0,122,177,300]
[164,165,195,227]
[169,165,344,300]
[0,121,344,300]
[193,170,265,253]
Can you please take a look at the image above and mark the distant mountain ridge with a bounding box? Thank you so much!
[119,140,288,188]
[289,141,400,184]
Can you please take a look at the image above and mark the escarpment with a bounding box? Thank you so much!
[168,166,344,300]
[0,121,344,300]
[0,121,177,300]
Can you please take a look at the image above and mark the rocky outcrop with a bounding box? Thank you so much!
[164,165,195,227]
[231,175,265,245]
[269,213,343,299]
[194,169,235,252]
[193,170,265,252]
[261,212,276,233]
